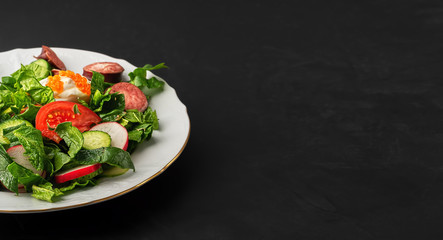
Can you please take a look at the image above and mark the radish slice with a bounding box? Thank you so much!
[89,122,129,150]
[6,145,46,193]
[54,163,102,184]
[7,145,44,176]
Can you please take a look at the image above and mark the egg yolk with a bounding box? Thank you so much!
[46,70,91,95]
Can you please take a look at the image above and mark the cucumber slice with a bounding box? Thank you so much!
[31,59,52,70]
[75,166,103,182]
[27,59,52,80]
[101,166,129,177]
[82,131,112,150]
[0,119,33,144]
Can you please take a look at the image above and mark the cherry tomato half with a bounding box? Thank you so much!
[35,101,101,143]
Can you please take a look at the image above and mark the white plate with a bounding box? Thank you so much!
[0,47,190,213]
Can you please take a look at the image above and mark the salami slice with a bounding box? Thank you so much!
[109,82,148,112]
[83,62,124,83]
[34,45,66,70]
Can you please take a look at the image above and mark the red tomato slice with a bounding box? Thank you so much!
[35,101,101,143]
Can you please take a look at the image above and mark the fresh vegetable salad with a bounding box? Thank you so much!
[0,46,167,202]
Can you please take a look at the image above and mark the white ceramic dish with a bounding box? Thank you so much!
[0,47,190,213]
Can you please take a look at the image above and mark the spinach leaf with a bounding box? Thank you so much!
[142,63,168,71]
[53,152,72,173]
[128,63,167,90]
[145,76,164,89]
[55,122,84,158]
[45,143,72,172]
[75,147,134,170]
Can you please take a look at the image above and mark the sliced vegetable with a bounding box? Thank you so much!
[7,162,49,193]
[89,122,128,150]
[101,166,129,177]
[35,101,102,143]
[6,145,45,176]
[26,59,52,80]
[13,125,53,175]
[54,163,102,184]
[82,131,111,150]
[7,145,46,193]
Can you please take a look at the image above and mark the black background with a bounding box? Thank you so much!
[1,0,443,239]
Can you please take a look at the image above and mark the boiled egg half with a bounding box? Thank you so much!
[40,70,91,103]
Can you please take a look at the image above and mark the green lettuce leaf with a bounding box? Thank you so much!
[143,107,159,130]
[7,162,48,192]
[17,104,41,123]
[1,76,17,89]
[91,71,105,94]
[0,60,54,121]
[120,108,158,143]
[32,182,63,202]
[28,86,54,105]
[44,143,72,172]
[87,88,125,122]
[58,179,97,192]
[0,145,18,193]
[128,123,153,142]
[2,122,32,148]
[13,126,53,175]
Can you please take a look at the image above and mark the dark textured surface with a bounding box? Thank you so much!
[1,0,443,239]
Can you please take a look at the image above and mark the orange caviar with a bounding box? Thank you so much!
[46,70,91,95]
[46,75,64,93]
